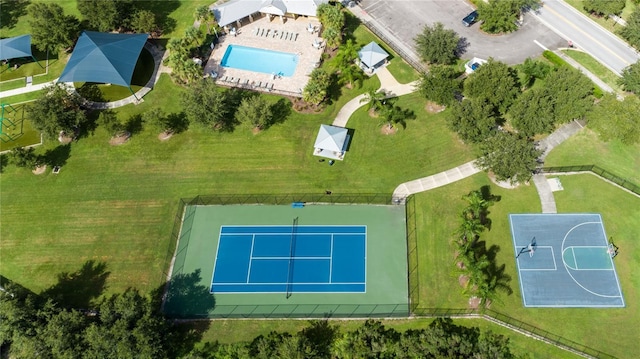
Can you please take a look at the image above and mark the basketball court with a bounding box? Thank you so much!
[509,214,625,307]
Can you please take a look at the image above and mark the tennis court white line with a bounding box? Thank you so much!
[213,281,366,285]
[329,234,334,284]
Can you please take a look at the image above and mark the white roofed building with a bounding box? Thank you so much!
[212,0,328,29]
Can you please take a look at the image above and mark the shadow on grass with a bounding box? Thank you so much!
[136,0,180,35]
[268,98,292,128]
[41,260,110,309]
[125,114,144,135]
[0,0,30,30]
[43,143,71,167]
[0,153,8,173]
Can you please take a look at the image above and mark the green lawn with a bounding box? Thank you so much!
[544,128,640,184]
[0,105,41,152]
[413,172,640,358]
[0,74,472,296]
[561,49,624,93]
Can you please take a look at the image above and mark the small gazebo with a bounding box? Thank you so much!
[358,42,389,74]
[313,124,350,160]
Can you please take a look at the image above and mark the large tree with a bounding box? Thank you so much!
[587,94,640,144]
[235,96,273,130]
[583,0,626,18]
[463,59,520,115]
[621,8,640,50]
[478,0,538,34]
[545,66,594,123]
[414,22,460,65]
[447,99,498,144]
[130,10,158,35]
[77,0,134,32]
[418,65,461,106]
[181,80,234,131]
[619,61,640,94]
[518,58,552,89]
[27,85,87,140]
[476,131,542,184]
[509,88,555,137]
[27,3,79,53]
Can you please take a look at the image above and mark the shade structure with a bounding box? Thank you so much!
[0,35,33,62]
[313,124,349,160]
[358,42,389,70]
[58,31,148,88]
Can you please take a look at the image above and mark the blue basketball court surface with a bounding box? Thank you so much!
[510,214,624,307]
[211,225,366,293]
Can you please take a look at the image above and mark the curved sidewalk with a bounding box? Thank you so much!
[332,67,418,127]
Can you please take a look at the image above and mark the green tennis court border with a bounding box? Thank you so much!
[162,194,411,318]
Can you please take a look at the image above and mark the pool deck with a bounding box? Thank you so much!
[205,16,324,96]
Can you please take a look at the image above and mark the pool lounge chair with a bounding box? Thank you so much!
[236,78,241,84]
[222,75,228,82]
[254,27,260,36]
[262,82,269,89]
[265,29,270,37]
[280,31,284,39]
[284,32,288,40]
[268,83,274,91]
[257,81,262,88]
[260,28,264,37]
[229,77,235,83]
[244,79,250,86]
[294,33,298,41]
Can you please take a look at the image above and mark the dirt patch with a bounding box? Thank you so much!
[251,127,262,135]
[109,131,131,146]
[458,274,469,288]
[368,108,379,118]
[380,126,397,135]
[425,101,446,114]
[32,165,47,175]
[468,296,481,309]
[158,131,173,141]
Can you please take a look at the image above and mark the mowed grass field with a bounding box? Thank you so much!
[413,173,640,358]
[0,73,474,296]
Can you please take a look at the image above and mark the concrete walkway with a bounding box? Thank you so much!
[392,119,587,209]
[393,160,482,199]
[331,67,418,127]
[0,80,57,98]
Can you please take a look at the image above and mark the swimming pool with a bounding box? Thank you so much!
[220,45,299,77]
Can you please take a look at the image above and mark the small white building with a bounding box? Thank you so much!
[212,0,328,29]
[464,57,488,74]
[313,124,350,160]
[357,42,389,74]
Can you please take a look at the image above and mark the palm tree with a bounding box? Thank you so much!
[338,62,365,89]
[336,39,358,68]
[462,190,488,221]
[380,105,416,130]
[360,89,386,115]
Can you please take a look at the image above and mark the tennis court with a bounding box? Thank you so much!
[509,214,625,307]
[164,201,408,318]
[212,225,366,293]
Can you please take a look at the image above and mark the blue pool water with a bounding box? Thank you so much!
[220,45,299,77]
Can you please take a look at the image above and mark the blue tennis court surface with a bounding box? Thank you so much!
[510,214,624,307]
[211,225,366,293]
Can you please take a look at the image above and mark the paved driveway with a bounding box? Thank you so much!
[358,0,565,65]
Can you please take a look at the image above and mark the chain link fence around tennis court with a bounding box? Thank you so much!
[540,165,640,197]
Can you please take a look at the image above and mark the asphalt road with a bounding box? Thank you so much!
[358,0,565,65]
[533,0,640,75]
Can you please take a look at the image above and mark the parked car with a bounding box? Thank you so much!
[462,10,478,27]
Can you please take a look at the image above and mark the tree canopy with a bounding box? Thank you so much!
[181,80,235,131]
[587,94,640,144]
[544,66,594,123]
[476,131,542,184]
[478,0,538,34]
[447,99,498,143]
[418,65,461,106]
[27,85,87,140]
[583,0,626,18]
[509,88,555,137]
[414,22,460,65]
[621,8,640,50]
[303,68,331,106]
[235,96,273,130]
[27,2,79,53]
[463,59,520,115]
[619,61,640,94]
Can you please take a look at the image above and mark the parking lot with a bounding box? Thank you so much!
[357,0,565,65]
